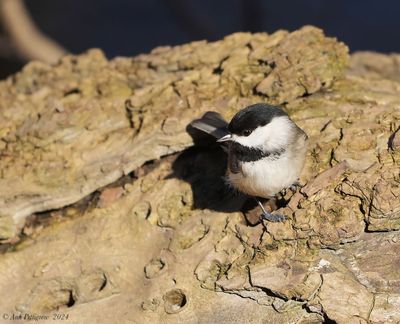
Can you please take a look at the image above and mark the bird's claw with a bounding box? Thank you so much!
[279,182,303,197]
[261,212,286,222]
[289,181,303,191]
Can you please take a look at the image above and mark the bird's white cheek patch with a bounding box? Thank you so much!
[232,116,294,150]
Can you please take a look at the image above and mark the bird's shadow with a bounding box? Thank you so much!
[167,125,255,214]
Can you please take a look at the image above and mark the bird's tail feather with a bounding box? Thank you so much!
[190,111,229,140]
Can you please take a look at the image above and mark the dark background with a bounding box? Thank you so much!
[3,0,400,77]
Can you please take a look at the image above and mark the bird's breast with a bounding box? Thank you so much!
[227,151,305,198]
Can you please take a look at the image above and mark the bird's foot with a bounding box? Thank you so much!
[255,198,286,222]
[289,181,303,191]
[261,211,286,222]
[279,182,303,197]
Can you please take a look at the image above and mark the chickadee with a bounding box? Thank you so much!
[190,103,308,222]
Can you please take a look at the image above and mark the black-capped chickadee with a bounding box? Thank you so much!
[190,103,308,222]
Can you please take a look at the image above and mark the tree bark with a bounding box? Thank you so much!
[0,26,399,323]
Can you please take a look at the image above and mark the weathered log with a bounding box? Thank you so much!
[0,26,399,323]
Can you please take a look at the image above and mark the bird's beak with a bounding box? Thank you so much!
[217,134,233,142]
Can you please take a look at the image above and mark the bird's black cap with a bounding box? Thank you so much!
[228,103,287,135]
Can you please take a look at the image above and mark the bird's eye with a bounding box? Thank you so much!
[242,130,251,136]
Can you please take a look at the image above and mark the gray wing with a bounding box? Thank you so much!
[190,111,229,140]
[191,111,239,171]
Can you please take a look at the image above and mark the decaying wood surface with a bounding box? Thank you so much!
[0,26,399,323]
